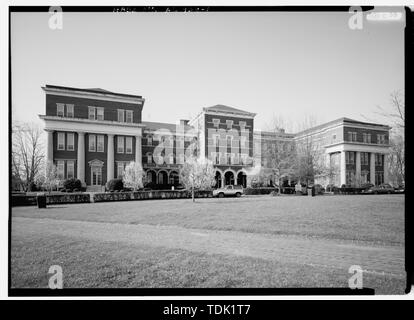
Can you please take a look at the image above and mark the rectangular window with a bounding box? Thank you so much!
[96,107,104,121]
[367,133,371,143]
[226,135,232,147]
[117,162,125,179]
[147,153,152,164]
[346,151,355,165]
[66,104,74,118]
[117,109,125,122]
[169,154,174,164]
[117,136,124,153]
[67,161,75,179]
[348,132,352,141]
[57,132,65,150]
[89,134,96,152]
[352,132,357,142]
[57,104,65,117]
[67,133,75,151]
[226,120,233,129]
[212,119,220,127]
[125,137,133,154]
[88,106,96,120]
[97,135,104,152]
[147,136,153,146]
[57,161,64,180]
[126,110,133,123]
[363,133,367,143]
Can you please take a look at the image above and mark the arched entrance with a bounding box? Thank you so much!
[146,170,156,184]
[169,171,180,186]
[158,170,168,185]
[224,171,235,186]
[237,171,247,188]
[215,171,222,188]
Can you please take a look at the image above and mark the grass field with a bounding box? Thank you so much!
[11,194,405,293]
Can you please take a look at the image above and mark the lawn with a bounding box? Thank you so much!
[11,194,405,293]
[13,194,405,245]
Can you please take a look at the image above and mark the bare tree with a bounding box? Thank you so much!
[12,121,45,191]
[293,116,325,186]
[262,116,296,193]
[179,156,215,202]
[362,91,405,186]
[37,161,60,194]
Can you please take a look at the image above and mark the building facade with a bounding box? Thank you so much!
[40,85,391,190]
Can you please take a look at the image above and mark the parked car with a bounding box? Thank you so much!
[394,185,405,194]
[366,183,395,194]
[213,185,244,198]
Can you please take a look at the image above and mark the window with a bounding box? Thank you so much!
[126,110,133,123]
[89,134,96,152]
[346,151,355,165]
[241,136,247,148]
[117,136,124,153]
[88,106,96,120]
[226,136,232,147]
[169,154,174,164]
[239,121,246,128]
[226,120,233,129]
[57,161,65,180]
[67,161,75,179]
[348,132,357,142]
[125,137,133,154]
[361,152,369,165]
[97,135,104,152]
[147,136,153,146]
[57,104,65,117]
[377,134,386,145]
[96,107,104,121]
[375,154,383,166]
[66,104,74,118]
[117,162,125,179]
[147,153,152,164]
[117,109,125,122]
[212,119,220,127]
[57,132,65,150]
[67,133,75,151]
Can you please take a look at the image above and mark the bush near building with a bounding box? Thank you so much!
[106,179,124,192]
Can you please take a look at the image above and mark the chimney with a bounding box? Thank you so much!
[180,119,189,126]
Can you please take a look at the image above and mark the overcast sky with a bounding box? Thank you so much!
[11,10,405,131]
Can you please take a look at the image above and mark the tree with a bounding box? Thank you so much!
[39,161,60,193]
[293,116,325,185]
[263,116,296,193]
[122,161,144,191]
[363,91,405,186]
[179,156,215,202]
[12,121,45,191]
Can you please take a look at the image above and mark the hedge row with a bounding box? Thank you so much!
[11,193,90,207]
[243,187,278,195]
[93,190,213,202]
[11,190,212,206]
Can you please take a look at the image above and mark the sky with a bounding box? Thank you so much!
[11,10,405,132]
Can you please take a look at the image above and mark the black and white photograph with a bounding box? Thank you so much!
[7,4,410,298]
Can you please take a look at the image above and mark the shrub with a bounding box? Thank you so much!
[63,178,82,192]
[106,179,124,191]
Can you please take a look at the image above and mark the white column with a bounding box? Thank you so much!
[46,130,54,165]
[77,132,85,183]
[107,134,114,181]
[355,151,361,187]
[370,152,376,185]
[135,135,142,166]
[340,151,347,186]
[383,154,389,184]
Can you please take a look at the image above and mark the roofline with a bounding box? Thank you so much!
[43,84,143,99]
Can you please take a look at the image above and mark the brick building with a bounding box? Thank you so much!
[39,85,391,190]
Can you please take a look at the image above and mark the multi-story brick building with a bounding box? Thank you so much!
[40,85,391,190]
